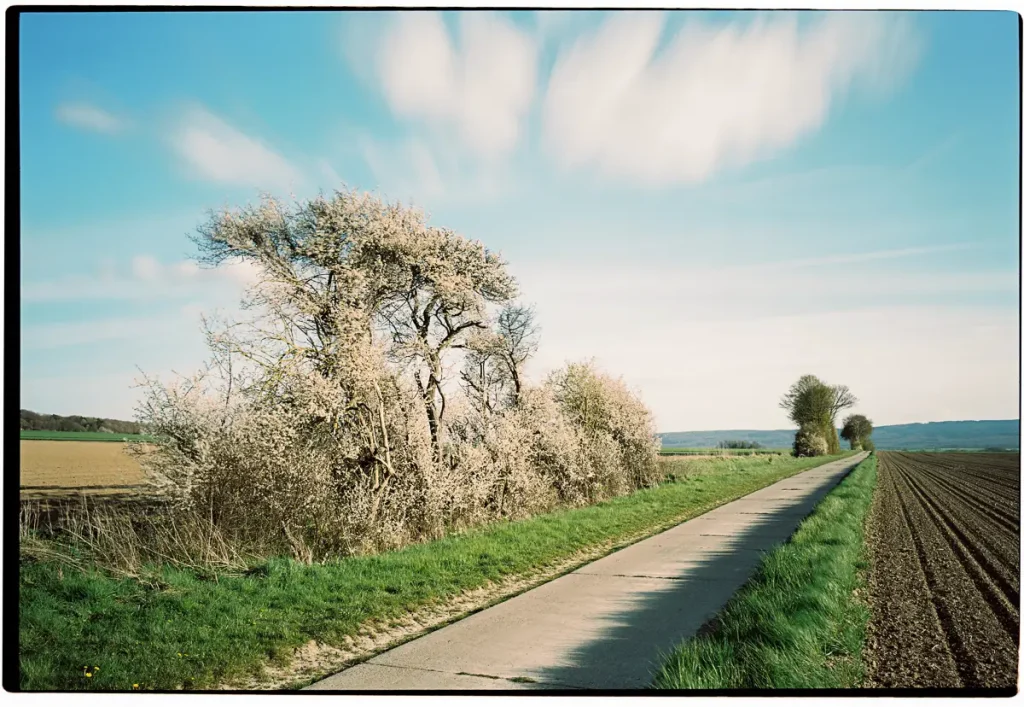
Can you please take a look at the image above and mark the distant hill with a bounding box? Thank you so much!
[659,420,1020,451]
[19,409,144,435]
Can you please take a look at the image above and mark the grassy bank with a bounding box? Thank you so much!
[652,453,877,690]
[20,453,850,691]
[659,447,790,456]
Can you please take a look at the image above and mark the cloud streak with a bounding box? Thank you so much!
[21,255,260,303]
[55,102,126,134]
[747,243,973,270]
[542,11,923,185]
[172,106,304,191]
[374,12,538,159]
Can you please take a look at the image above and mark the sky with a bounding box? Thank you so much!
[18,9,1021,431]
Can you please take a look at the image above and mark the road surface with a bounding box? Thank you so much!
[309,452,868,690]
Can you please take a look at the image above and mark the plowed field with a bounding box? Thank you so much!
[20,440,147,496]
[866,452,1020,689]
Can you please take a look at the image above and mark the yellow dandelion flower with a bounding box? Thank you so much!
[133,684,139,689]
[85,673,92,678]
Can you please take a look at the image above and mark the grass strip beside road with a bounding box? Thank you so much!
[20,453,851,691]
[659,447,790,456]
[652,453,877,690]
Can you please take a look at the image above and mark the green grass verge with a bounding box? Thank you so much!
[19,452,851,691]
[652,453,877,690]
[660,448,790,456]
[20,430,155,443]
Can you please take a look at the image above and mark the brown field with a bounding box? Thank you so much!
[866,452,1020,689]
[20,440,148,496]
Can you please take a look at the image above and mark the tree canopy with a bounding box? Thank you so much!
[841,414,874,450]
[780,375,857,455]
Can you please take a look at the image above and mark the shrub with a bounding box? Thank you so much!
[793,426,829,457]
[103,191,664,567]
[548,361,661,493]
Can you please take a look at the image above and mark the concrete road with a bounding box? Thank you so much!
[308,452,868,691]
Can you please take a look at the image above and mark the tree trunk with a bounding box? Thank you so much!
[422,369,443,461]
[509,360,522,407]
[424,396,440,459]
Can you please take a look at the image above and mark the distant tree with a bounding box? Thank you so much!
[718,440,763,449]
[841,414,874,450]
[862,438,876,453]
[58,419,86,433]
[780,375,857,455]
[19,409,143,434]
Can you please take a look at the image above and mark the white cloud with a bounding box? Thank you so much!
[173,106,304,191]
[375,12,538,159]
[55,102,126,134]
[131,255,162,280]
[21,255,260,303]
[542,11,923,185]
[737,243,971,270]
[22,311,184,350]
[515,255,1016,328]
[21,260,257,416]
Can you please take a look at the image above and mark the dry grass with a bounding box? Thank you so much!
[20,440,148,494]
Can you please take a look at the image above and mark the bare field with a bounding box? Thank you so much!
[20,440,148,495]
[866,452,1020,689]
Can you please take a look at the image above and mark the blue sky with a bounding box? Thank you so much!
[19,9,1020,430]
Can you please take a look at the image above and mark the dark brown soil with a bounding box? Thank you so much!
[865,452,1020,689]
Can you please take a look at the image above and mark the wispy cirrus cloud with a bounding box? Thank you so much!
[55,102,127,134]
[172,105,304,191]
[21,308,200,350]
[542,11,924,186]
[372,12,538,160]
[742,243,973,270]
[21,255,260,303]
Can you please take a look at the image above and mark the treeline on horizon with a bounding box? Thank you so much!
[659,419,1021,451]
[19,409,144,435]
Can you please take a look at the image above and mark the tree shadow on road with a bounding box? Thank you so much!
[522,458,861,691]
